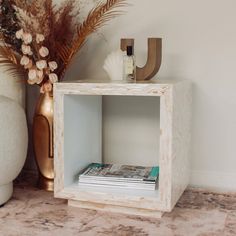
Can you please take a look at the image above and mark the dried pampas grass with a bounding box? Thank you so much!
[58,0,127,76]
[0,0,128,85]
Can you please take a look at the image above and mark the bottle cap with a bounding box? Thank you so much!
[127,46,133,56]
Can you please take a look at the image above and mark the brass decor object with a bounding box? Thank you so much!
[121,38,162,81]
[33,91,54,191]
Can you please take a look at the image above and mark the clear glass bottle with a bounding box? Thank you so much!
[123,46,136,82]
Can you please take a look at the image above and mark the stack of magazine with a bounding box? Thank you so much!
[78,163,159,191]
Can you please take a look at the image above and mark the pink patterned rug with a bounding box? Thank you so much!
[0,173,235,236]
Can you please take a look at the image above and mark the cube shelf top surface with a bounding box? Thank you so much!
[54,79,188,96]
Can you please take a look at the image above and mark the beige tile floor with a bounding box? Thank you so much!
[0,173,235,236]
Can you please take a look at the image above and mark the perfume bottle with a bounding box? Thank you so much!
[123,46,136,81]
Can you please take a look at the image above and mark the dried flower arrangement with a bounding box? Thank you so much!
[0,0,127,93]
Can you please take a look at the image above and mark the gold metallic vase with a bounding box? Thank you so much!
[33,91,54,191]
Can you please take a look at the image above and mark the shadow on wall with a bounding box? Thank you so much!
[24,85,39,171]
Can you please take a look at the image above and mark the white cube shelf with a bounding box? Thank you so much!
[54,80,192,218]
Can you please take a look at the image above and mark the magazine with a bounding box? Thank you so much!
[78,182,158,190]
[78,163,159,190]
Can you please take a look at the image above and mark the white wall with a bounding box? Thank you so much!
[64,0,236,192]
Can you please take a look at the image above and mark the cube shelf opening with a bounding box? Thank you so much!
[63,95,161,194]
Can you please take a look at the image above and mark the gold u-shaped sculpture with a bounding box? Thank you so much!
[121,38,162,81]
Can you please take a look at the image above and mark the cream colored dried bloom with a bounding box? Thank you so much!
[36,70,44,84]
[48,61,58,71]
[22,44,32,55]
[40,81,52,93]
[37,70,44,79]
[25,59,33,69]
[20,55,30,66]
[27,78,38,85]
[49,73,58,83]
[28,69,37,80]
[36,34,45,44]
[36,60,47,70]
[39,46,49,57]
[16,29,24,39]
[22,33,32,44]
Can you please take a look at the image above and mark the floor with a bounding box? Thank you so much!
[0,174,236,236]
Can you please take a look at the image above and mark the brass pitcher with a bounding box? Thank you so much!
[33,91,54,191]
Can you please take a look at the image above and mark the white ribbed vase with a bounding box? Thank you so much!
[0,96,28,205]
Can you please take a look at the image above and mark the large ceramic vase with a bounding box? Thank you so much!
[33,91,54,191]
[0,96,28,205]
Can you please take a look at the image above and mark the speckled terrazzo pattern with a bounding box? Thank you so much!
[0,174,235,236]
